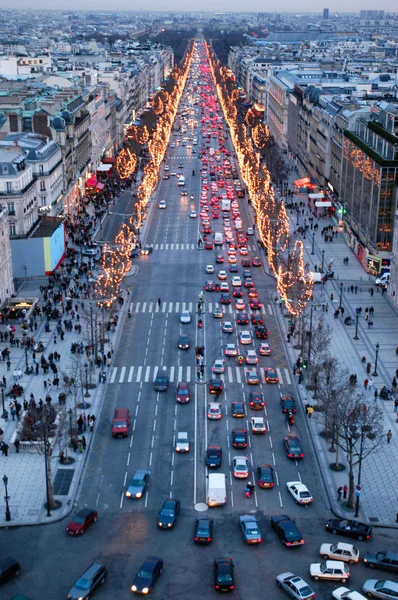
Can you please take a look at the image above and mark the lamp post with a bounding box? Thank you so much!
[3,474,11,522]
[352,425,372,518]
[321,249,325,273]
[1,386,5,414]
[84,363,91,398]
[353,313,359,340]
[339,282,343,310]
[24,347,29,374]
[296,208,300,226]
[372,343,380,377]
[311,232,315,255]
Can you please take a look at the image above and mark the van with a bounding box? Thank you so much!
[178,176,185,187]
[214,232,223,246]
[376,272,390,286]
[67,562,107,600]
[310,272,323,284]
[111,408,130,438]
[207,473,227,507]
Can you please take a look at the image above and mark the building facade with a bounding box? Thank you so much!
[0,205,14,307]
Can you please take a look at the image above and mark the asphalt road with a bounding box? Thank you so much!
[2,49,395,600]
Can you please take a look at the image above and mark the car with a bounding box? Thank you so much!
[244,278,254,288]
[239,330,252,345]
[235,298,246,310]
[231,276,242,287]
[276,572,316,600]
[231,428,248,448]
[178,334,190,350]
[141,245,153,255]
[209,379,223,394]
[231,401,246,417]
[154,374,168,392]
[162,174,170,180]
[216,256,225,265]
[332,588,367,600]
[232,287,243,298]
[224,343,238,357]
[237,312,249,325]
[245,349,258,365]
[194,516,213,544]
[252,256,262,267]
[207,402,222,419]
[325,519,372,541]
[222,321,234,333]
[206,280,219,292]
[190,210,197,218]
[180,310,191,324]
[265,367,279,383]
[242,269,252,279]
[248,391,265,410]
[229,264,239,273]
[220,282,230,292]
[240,515,262,544]
[205,241,214,250]
[212,359,225,375]
[320,543,360,564]
[213,305,223,318]
[214,557,235,592]
[257,464,274,488]
[246,369,260,385]
[251,417,266,434]
[178,163,184,168]
[239,247,248,256]
[310,561,350,582]
[248,287,258,299]
[82,248,97,257]
[158,200,167,209]
[221,293,232,305]
[164,165,170,171]
[259,342,271,355]
[131,556,163,594]
[175,432,189,453]
[0,558,21,585]
[66,508,98,535]
[286,481,313,505]
[206,265,215,274]
[67,562,107,600]
[131,248,141,258]
[270,515,304,546]
[283,436,304,459]
[206,445,222,468]
[249,298,262,310]
[255,325,268,339]
[363,550,398,572]
[158,499,180,529]
[251,313,263,325]
[362,579,398,599]
[126,470,150,499]
[241,258,251,267]
[232,455,249,478]
[176,382,190,404]
[281,396,296,413]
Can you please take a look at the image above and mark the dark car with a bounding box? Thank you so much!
[126,470,150,499]
[229,264,239,273]
[220,293,232,305]
[206,445,222,468]
[232,428,248,448]
[154,374,169,392]
[231,401,246,417]
[131,248,141,258]
[65,508,98,536]
[252,257,262,267]
[257,464,275,488]
[280,396,297,414]
[254,325,268,339]
[67,562,107,600]
[176,382,190,404]
[141,245,153,256]
[241,258,251,267]
[251,314,263,325]
[194,516,213,544]
[270,515,305,547]
[0,558,20,584]
[232,287,243,298]
[249,299,262,310]
[131,556,163,594]
[283,436,304,459]
[249,392,265,410]
[209,378,223,395]
[158,499,180,529]
[214,557,235,592]
[178,335,190,350]
[237,312,249,325]
[325,519,372,541]
[205,281,219,292]
[364,550,398,572]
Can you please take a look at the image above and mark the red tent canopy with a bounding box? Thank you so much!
[294,177,311,187]
[102,157,116,164]
[96,182,105,191]
[86,177,97,188]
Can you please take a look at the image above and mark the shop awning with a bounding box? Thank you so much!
[309,193,325,199]
[86,177,97,188]
[96,164,112,172]
[96,182,105,191]
[294,177,311,187]
[102,157,116,164]
[315,201,331,207]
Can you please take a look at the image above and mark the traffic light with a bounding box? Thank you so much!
[302,360,308,369]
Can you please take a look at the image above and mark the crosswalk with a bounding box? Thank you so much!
[129,301,274,316]
[149,243,259,251]
[108,365,292,386]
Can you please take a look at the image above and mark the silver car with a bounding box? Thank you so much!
[180,311,191,324]
[175,432,189,453]
[362,579,398,599]
[125,469,150,499]
[276,572,316,599]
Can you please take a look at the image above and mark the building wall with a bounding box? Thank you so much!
[0,207,14,306]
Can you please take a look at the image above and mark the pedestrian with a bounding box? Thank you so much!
[365,312,369,321]
[343,484,348,499]
[82,436,87,450]
[337,486,343,501]
[370,306,374,316]
[364,378,369,390]
[1,441,9,456]
[368,379,373,391]
[158,297,161,308]
[102,371,106,383]
[307,405,314,418]
[374,389,378,400]
[370,287,374,296]
[341,307,345,317]
[78,439,83,453]
[88,418,94,433]
[366,362,371,374]
[392,377,397,391]
[394,398,398,412]
[14,439,20,453]
[387,430,393,444]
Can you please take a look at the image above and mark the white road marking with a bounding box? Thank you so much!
[128,366,134,382]
[110,368,117,384]
[119,366,126,383]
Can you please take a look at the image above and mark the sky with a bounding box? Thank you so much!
[6,1,398,13]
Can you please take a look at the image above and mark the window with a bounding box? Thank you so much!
[40,180,46,191]
[40,196,47,207]
[7,203,15,215]
[9,223,16,236]
[2,165,8,175]
[39,165,44,176]
[6,182,12,193]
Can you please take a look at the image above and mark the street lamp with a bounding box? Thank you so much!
[84,363,91,398]
[311,232,315,255]
[353,313,359,340]
[24,347,29,374]
[351,425,373,518]
[339,282,343,310]
[3,474,11,522]
[321,249,325,273]
[1,386,5,414]
[372,343,380,377]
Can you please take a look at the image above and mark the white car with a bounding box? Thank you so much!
[310,561,350,582]
[212,359,225,374]
[222,321,234,333]
[240,330,252,345]
[170,171,177,176]
[180,311,191,324]
[332,588,366,600]
[319,542,359,564]
[207,402,222,419]
[259,343,271,356]
[231,276,242,287]
[175,432,189,452]
[232,455,249,478]
[235,299,245,310]
[164,165,170,171]
[251,417,266,434]
[206,265,215,274]
[218,270,227,280]
[220,282,229,292]
[245,350,258,365]
[159,200,167,209]
[190,210,197,218]
[276,573,316,600]
[286,481,313,505]
[247,227,254,235]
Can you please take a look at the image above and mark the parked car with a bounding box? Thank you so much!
[0,558,20,585]
[276,572,316,600]
[325,519,372,541]
[320,542,359,564]
[363,551,398,573]
[310,561,350,582]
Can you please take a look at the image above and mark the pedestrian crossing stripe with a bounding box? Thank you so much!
[130,302,273,316]
[108,365,291,385]
[150,243,260,251]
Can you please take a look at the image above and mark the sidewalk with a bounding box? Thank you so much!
[271,169,398,526]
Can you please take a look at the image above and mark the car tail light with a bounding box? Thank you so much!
[288,453,293,457]
[207,537,211,541]
[230,586,234,590]
[194,536,199,541]
[299,499,303,503]
[215,585,220,589]
[300,453,304,457]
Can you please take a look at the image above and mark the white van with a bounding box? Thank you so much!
[310,272,323,284]
[376,272,390,287]
[214,232,223,246]
[178,176,185,187]
[207,473,227,507]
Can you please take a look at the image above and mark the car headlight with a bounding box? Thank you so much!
[125,491,132,497]
[142,588,149,594]
[131,585,137,591]
[135,492,142,498]
[158,522,162,526]
[168,523,172,527]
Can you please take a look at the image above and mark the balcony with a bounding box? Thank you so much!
[0,178,37,197]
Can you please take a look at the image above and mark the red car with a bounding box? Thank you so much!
[252,257,262,267]
[66,508,98,536]
[216,255,224,264]
[248,288,258,299]
[241,259,251,268]
[232,288,243,298]
[205,241,214,250]
[249,299,262,310]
